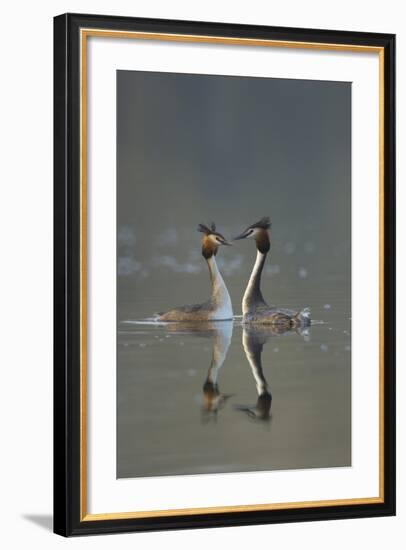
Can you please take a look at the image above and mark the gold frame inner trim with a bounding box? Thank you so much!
[79,28,385,521]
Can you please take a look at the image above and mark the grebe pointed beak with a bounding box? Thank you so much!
[222,239,233,246]
[233,231,249,241]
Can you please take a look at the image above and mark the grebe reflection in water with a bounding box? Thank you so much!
[159,320,234,420]
[201,321,234,421]
[235,324,306,421]
[234,325,276,421]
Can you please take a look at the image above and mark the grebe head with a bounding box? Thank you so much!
[233,217,271,254]
[202,380,220,412]
[198,222,232,259]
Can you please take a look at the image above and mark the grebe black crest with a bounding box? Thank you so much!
[158,222,233,322]
[234,217,311,327]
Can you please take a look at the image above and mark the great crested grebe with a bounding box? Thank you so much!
[234,217,311,327]
[158,223,233,321]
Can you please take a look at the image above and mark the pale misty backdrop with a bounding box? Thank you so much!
[117,70,350,321]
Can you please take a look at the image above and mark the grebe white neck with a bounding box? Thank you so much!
[207,256,233,320]
[242,250,267,315]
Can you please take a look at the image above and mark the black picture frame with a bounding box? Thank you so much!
[54,12,396,537]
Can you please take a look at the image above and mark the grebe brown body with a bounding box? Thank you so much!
[234,217,311,327]
[158,223,233,322]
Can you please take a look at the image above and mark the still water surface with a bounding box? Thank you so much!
[117,290,351,478]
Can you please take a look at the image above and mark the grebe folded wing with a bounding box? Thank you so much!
[245,305,311,327]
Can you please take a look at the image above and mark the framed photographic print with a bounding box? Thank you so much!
[53,13,396,536]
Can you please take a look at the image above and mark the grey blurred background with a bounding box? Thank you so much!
[116,70,351,478]
[117,70,351,320]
